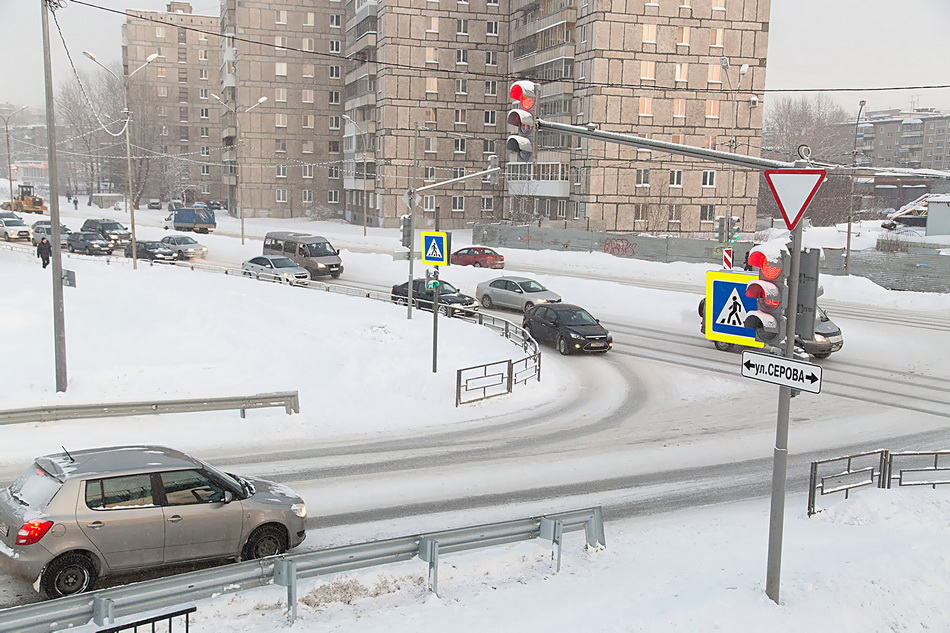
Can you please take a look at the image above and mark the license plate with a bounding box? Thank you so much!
[0,520,8,538]
[589,342,606,348]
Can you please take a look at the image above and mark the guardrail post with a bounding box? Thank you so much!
[92,595,115,626]
[506,359,513,394]
[419,537,440,596]
[274,558,298,624]
[807,461,819,516]
[540,518,564,572]
[455,370,462,407]
[584,507,607,549]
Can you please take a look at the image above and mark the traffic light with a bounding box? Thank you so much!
[743,248,789,345]
[400,214,412,248]
[728,216,741,243]
[715,216,726,243]
[506,80,538,162]
[796,248,821,339]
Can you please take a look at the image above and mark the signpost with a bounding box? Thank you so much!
[722,248,733,270]
[420,231,449,373]
[740,350,822,394]
[704,270,764,349]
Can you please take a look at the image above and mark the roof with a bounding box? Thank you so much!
[36,445,200,480]
[265,231,330,242]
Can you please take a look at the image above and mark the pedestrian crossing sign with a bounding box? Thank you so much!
[704,270,764,348]
[421,231,450,266]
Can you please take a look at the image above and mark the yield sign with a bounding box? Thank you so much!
[764,169,826,231]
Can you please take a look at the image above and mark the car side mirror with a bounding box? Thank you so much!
[223,490,234,503]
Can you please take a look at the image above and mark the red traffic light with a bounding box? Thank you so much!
[746,280,781,311]
[747,250,783,281]
[509,81,537,110]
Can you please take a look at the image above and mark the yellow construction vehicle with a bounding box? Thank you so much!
[1,184,48,214]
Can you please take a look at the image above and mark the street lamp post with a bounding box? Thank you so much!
[844,100,867,276]
[83,50,157,270]
[212,93,266,245]
[342,114,368,237]
[2,106,28,201]
[720,58,748,231]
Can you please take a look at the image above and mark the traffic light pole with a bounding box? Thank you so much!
[765,222,803,604]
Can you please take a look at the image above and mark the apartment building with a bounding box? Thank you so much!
[123,2,224,204]
[856,108,950,170]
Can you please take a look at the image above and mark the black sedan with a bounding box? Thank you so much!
[522,303,612,355]
[124,240,177,261]
[391,279,478,317]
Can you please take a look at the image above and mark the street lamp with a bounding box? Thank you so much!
[1,106,28,202]
[720,58,748,231]
[844,99,867,276]
[212,93,267,245]
[83,50,157,270]
[342,114,369,237]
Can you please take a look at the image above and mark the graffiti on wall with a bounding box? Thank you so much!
[602,237,636,257]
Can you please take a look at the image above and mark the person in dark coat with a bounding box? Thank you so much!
[37,237,52,269]
[73,198,79,211]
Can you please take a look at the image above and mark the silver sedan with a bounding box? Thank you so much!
[475,276,562,312]
[241,255,311,284]
[160,235,208,259]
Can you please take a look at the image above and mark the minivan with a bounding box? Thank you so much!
[263,232,343,279]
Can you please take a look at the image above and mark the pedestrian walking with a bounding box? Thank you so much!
[37,237,52,269]
[73,198,79,211]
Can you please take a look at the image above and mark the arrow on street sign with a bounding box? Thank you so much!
[763,169,826,231]
[740,350,823,394]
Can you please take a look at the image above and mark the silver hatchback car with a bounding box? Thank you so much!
[0,446,307,598]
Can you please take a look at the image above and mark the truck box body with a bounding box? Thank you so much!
[163,208,216,233]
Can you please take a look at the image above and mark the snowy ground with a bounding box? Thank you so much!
[1,199,949,630]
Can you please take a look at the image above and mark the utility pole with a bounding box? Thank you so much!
[213,93,267,245]
[2,106,28,201]
[844,100,867,276]
[41,0,68,392]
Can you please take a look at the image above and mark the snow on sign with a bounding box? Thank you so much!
[764,169,826,231]
[420,231,449,266]
[704,270,764,349]
[740,350,823,394]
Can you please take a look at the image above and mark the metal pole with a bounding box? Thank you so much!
[408,124,424,319]
[765,223,803,604]
[844,100,866,276]
[4,120,14,202]
[431,268,439,373]
[236,111,244,245]
[123,86,138,270]
[40,0,68,392]
[362,125,368,237]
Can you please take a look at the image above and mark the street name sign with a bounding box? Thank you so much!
[763,169,826,231]
[740,350,823,394]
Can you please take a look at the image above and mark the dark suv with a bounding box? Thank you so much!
[80,219,132,246]
[523,304,613,355]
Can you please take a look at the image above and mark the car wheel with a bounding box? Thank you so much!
[523,302,534,312]
[480,295,493,309]
[812,352,831,359]
[557,336,571,356]
[330,271,341,279]
[68,244,75,253]
[714,341,735,352]
[41,553,97,599]
[439,305,451,317]
[242,524,288,560]
[473,262,482,268]
[3,233,9,242]
[177,250,185,260]
[86,247,93,255]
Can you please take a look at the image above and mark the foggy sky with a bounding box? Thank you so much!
[2,0,949,119]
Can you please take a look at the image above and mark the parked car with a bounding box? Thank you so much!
[0,211,23,222]
[67,231,114,255]
[80,218,132,246]
[168,199,185,212]
[0,445,307,598]
[523,303,613,355]
[697,299,844,359]
[31,224,70,247]
[263,232,343,278]
[160,235,208,259]
[146,199,162,210]
[1,218,32,241]
[125,240,177,261]
[241,255,311,284]
[475,276,562,312]
[450,246,505,269]
[390,279,479,317]
[206,200,223,211]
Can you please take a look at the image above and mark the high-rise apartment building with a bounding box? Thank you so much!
[124,2,224,204]
[855,108,950,170]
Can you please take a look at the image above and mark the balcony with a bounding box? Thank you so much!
[220,125,236,142]
[221,73,236,89]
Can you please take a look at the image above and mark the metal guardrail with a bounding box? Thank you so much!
[0,507,605,632]
[0,391,299,426]
[807,449,950,516]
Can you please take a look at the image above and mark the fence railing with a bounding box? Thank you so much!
[807,449,950,516]
[0,507,605,632]
[0,391,299,426]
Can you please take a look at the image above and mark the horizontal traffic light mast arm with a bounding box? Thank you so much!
[413,166,501,193]
[537,119,799,171]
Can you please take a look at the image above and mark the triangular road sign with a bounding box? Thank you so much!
[764,169,826,231]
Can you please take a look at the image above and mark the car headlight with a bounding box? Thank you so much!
[291,502,307,518]
[813,334,827,343]
[316,263,326,269]
[568,331,584,339]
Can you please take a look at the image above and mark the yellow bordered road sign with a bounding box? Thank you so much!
[421,231,449,266]
[704,270,764,348]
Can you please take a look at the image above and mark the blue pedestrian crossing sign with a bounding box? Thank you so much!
[421,231,450,266]
[704,270,764,348]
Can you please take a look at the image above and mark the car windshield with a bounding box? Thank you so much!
[6,220,26,227]
[197,459,243,492]
[437,282,459,294]
[519,280,546,293]
[101,222,126,231]
[79,233,99,240]
[271,257,298,268]
[559,309,598,326]
[143,242,164,248]
[302,242,336,257]
[177,237,197,245]
[6,463,62,509]
[817,306,829,322]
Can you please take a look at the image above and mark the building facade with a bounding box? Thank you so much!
[856,108,950,171]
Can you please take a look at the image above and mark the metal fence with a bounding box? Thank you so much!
[807,449,950,516]
[0,391,299,426]
[0,507,605,632]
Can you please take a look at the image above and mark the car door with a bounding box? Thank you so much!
[504,280,524,309]
[158,469,244,563]
[487,279,509,308]
[75,473,165,570]
[534,307,558,344]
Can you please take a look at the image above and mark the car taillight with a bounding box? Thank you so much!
[16,521,54,545]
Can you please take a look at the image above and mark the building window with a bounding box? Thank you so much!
[428,17,439,33]
[426,47,437,64]
[160,125,168,136]
[457,19,468,35]
[177,28,186,44]
[487,21,499,36]
[710,28,724,47]
[329,140,340,153]
[634,204,646,221]
[639,97,653,117]
[712,0,725,9]
[303,140,314,154]
[487,0,498,5]
[200,165,210,176]
[456,49,468,65]
[484,110,496,126]
[275,139,287,153]
[328,190,340,203]
[452,196,465,212]
[482,196,494,212]
[303,189,314,203]
[178,68,187,83]
[275,88,287,103]
[158,86,168,98]
[200,146,210,157]
[303,114,315,128]
[642,23,656,44]
[705,135,718,150]
[426,77,438,93]
[702,170,716,187]
[330,14,342,28]
[454,138,466,153]
[329,115,340,129]
[276,10,287,24]
[198,50,208,61]
[453,167,465,178]
[199,107,209,119]
[423,195,435,212]
[303,38,316,52]
[700,204,715,222]
[199,88,208,100]
[425,107,437,123]
[454,109,467,125]
[486,50,497,66]
[673,98,686,119]
[425,137,437,153]
[669,204,681,222]
[275,62,287,77]
[276,189,288,203]
[275,113,287,128]
[705,100,720,119]
[305,12,315,26]
[303,64,314,78]
[199,127,209,137]
[708,63,722,84]
[303,164,314,179]
[199,68,208,80]
[485,80,497,97]
[275,36,287,50]
[276,165,288,179]
[669,170,683,187]
[330,40,341,54]
[424,166,436,181]
[156,26,165,38]
[156,66,166,78]
[302,89,314,103]
[456,79,468,94]
[329,66,341,80]
[641,60,655,81]
[329,91,341,105]
[671,133,685,144]
[200,183,211,195]
[636,169,650,186]
[328,165,339,178]
[677,26,690,46]
[483,139,496,154]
